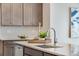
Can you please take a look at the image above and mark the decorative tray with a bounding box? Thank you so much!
[28,39,50,43]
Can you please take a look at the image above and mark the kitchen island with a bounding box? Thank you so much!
[0,39,79,56]
[11,41,79,56]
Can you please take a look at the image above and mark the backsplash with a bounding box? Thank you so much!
[0,26,39,39]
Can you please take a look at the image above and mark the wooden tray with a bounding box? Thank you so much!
[28,39,50,43]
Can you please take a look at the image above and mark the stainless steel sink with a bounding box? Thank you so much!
[36,45,63,48]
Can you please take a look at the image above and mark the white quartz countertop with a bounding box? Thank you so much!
[0,38,34,41]
[12,41,76,56]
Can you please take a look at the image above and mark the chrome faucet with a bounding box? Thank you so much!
[47,27,57,45]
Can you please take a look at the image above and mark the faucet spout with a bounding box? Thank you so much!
[51,28,57,45]
[47,27,57,45]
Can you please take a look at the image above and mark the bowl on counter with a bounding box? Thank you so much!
[18,35,26,39]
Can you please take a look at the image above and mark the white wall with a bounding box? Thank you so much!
[0,3,50,40]
[50,3,79,45]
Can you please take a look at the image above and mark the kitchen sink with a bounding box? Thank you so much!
[36,45,63,48]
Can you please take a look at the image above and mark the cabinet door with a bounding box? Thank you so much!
[2,3,12,25]
[44,53,58,56]
[12,3,23,25]
[2,3,23,26]
[0,4,1,25]
[24,3,33,26]
[4,44,15,56]
[31,4,42,26]
[24,3,42,26]
[0,41,3,56]
[24,47,43,56]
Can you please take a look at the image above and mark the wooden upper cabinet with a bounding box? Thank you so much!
[0,4,1,25]
[2,3,12,25]
[1,3,22,26]
[12,3,22,25]
[1,3,42,26]
[24,3,42,26]
[31,4,42,26]
[24,4,33,26]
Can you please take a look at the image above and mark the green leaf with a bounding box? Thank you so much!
[39,31,47,38]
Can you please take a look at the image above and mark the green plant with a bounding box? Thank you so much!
[39,31,47,38]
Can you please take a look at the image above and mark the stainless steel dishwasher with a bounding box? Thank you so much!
[14,45,23,56]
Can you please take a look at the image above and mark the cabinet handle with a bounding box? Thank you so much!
[18,47,21,49]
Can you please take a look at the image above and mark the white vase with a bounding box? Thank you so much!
[39,38,45,40]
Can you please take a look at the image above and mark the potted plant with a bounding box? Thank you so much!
[39,31,47,40]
